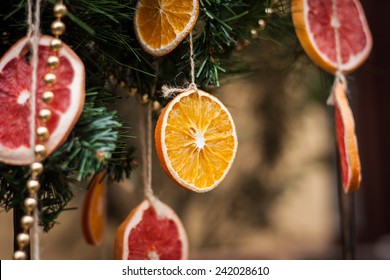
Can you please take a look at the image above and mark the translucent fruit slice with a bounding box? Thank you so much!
[333,81,361,192]
[134,0,199,56]
[114,198,189,260]
[292,0,372,73]
[155,89,238,193]
[0,36,85,165]
[81,172,106,246]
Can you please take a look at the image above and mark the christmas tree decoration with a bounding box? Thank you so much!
[332,81,361,192]
[134,0,199,56]
[81,172,107,246]
[291,0,372,74]
[155,88,238,192]
[114,198,188,260]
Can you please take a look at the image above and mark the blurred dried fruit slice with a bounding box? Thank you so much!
[81,172,106,246]
[114,198,188,260]
[333,81,361,192]
[134,0,199,56]
[292,0,372,73]
[0,36,85,165]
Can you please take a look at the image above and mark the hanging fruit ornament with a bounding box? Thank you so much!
[155,88,238,193]
[114,198,189,260]
[81,172,107,246]
[1,0,85,259]
[292,0,372,192]
[134,0,199,56]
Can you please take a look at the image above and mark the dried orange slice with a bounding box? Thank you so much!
[292,0,372,73]
[333,81,361,192]
[134,0,199,56]
[81,172,106,246]
[155,89,237,193]
[0,36,85,165]
[114,198,188,260]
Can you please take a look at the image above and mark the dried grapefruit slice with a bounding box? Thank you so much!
[114,198,188,260]
[81,172,106,246]
[333,81,361,192]
[292,0,372,73]
[155,89,237,193]
[134,0,199,56]
[0,36,85,165]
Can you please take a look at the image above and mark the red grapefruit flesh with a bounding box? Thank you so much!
[292,0,372,73]
[0,36,85,165]
[114,198,189,260]
[81,172,106,246]
[334,81,361,192]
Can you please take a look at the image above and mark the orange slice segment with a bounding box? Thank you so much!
[81,172,106,246]
[114,198,188,260]
[134,0,199,56]
[155,89,238,193]
[333,81,361,192]
[292,0,372,73]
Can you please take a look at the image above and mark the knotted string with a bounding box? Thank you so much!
[161,32,197,98]
[27,0,42,260]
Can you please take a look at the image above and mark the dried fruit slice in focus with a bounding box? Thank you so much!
[155,89,238,193]
[292,0,372,73]
[114,198,188,260]
[81,172,106,246]
[0,36,85,165]
[333,81,361,192]
[134,0,199,56]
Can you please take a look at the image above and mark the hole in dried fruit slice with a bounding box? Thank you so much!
[134,0,199,56]
[81,172,106,246]
[292,0,372,73]
[114,198,188,260]
[155,89,238,193]
[333,81,361,192]
[0,36,85,165]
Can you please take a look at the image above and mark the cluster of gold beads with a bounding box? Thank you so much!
[14,1,68,260]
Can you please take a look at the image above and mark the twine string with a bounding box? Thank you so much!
[140,104,154,202]
[161,31,197,98]
[27,0,42,261]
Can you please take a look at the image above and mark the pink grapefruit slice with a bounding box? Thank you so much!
[0,35,85,165]
[81,172,106,246]
[334,81,361,192]
[114,198,189,260]
[292,0,372,73]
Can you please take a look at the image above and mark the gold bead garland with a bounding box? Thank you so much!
[13,0,68,260]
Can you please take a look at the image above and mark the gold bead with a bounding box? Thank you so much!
[51,19,66,36]
[47,55,60,69]
[250,29,258,39]
[17,233,30,247]
[53,3,67,18]
[50,38,62,52]
[141,94,149,104]
[34,144,47,159]
[24,197,38,213]
[265,8,273,14]
[31,162,44,177]
[21,215,34,231]
[39,109,52,123]
[42,91,54,104]
[37,126,50,142]
[14,250,27,260]
[27,179,40,195]
[129,88,138,97]
[44,73,57,86]
[258,19,266,30]
[152,100,161,111]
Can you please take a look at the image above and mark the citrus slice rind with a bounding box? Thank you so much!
[155,89,238,193]
[0,35,85,165]
[134,0,199,56]
[114,198,189,260]
[333,81,361,192]
[292,0,372,73]
[81,172,106,246]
